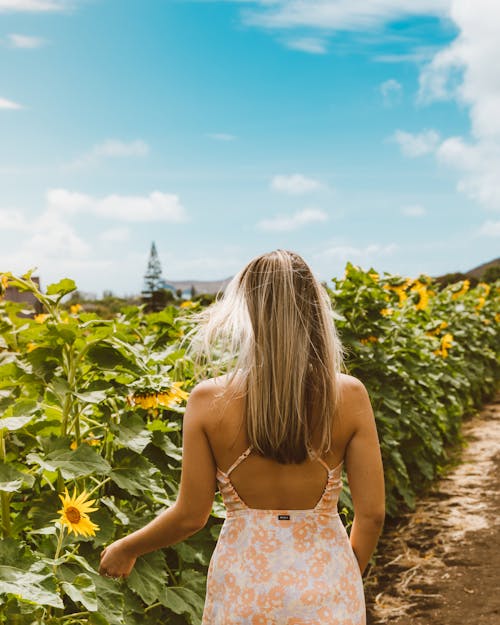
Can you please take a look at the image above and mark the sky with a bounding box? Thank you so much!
[1,0,499,297]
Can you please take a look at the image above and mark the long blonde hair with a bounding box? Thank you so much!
[183,250,345,464]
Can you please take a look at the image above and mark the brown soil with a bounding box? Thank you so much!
[364,394,500,625]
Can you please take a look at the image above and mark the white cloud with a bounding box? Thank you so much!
[66,139,150,169]
[29,211,90,258]
[477,220,500,237]
[0,96,23,110]
[435,137,500,209]
[46,189,188,222]
[402,204,426,217]
[379,79,402,106]
[392,129,440,157]
[416,0,500,210]
[285,37,327,54]
[242,1,451,31]
[271,173,324,195]
[374,47,439,64]
[0,0,68,11]
[206,133,237,141]
[7,33,45,48]
[0,208,30,230]
[257,208,328,232]
[94,139,149,158]
[99,227,131,242]
[315,242,398,262]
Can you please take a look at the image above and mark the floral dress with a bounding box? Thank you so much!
[201,445,366,625]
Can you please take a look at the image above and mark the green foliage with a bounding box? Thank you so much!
[0,266,498,623]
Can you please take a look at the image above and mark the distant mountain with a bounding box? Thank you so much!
[162,276,233,296]
[434,257,500,286]
[464,257,500,279]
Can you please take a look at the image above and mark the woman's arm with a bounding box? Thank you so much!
[99,382,217,576]
[342,376,386,576]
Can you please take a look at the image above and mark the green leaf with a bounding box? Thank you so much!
[127,551,168,605]
[173,541,208,566]
[180,568,207,595]
[0,563,63,609]
[109,449,164,497]
[0,415,35,432]
[61,573,97,611]
[111,413,152,454]
[90,574,126,625]
[26,444,111,480]
[87,344,142,374]
[151,430,182,460]
[89,506,116,547]
[90,613,111,625]
[101,496,130,526]
[73,389,108,404]
[159,586,205,624]
[46,278,77,297]
[0,463,35,492]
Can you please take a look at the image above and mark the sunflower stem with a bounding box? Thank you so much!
[87,477,111,499]
[58,611,89,621]
[0,428,11,538]
[53,524,66,575]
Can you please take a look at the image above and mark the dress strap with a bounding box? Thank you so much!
[226,445,253,476]
[307,444,334,474]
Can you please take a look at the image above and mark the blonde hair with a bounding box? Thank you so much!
[183,249,345,464]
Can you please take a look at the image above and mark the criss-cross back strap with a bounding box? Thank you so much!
[307,444,333,474]
[226,445,253,476]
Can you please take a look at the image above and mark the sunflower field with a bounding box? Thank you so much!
[0,266,498,625]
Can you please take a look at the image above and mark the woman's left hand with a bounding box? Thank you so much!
[99,538,137,579]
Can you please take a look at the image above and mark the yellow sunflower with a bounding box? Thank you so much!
[55,486,100,537]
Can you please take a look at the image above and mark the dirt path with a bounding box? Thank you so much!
[364,393,500,625]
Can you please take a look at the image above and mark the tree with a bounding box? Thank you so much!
[141,242,166,312]
[483,265,500,283]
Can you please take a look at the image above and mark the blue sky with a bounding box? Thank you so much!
[1,0,499,297]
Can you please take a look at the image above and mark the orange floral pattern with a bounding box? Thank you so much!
[202,446,366,624]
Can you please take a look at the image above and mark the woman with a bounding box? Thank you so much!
[99,249,386,624]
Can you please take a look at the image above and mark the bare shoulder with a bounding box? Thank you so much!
[186,375,238,425]
[338,372,369,400]
[187,376,226,407]
[337,373,373,429]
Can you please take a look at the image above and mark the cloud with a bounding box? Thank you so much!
[402,204,426,217]
[7,33,46,48]
[315,242,399,261]
[66,139,150,169]
[416,0,500,210]
[99,227,131,242]
[284,37,327,54]
[373,47,440,64]
[392,129,440,157]
[379,78,402,106]
[271,173,324,194]
[206,133,237,141]
[46,189,188,222]
[0,96,23,110]
[257,208,328,232]
[0,0,68,11]
[0,208,31,230]
[93,139,149,158]
[242,1,451,31]
[436,137,500,209]
[477,220,500,237]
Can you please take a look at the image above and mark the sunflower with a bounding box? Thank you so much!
[55,486,100,537]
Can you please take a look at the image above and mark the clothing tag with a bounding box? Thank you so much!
[278,514,290,520]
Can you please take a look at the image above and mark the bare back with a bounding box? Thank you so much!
[203,372,380,512]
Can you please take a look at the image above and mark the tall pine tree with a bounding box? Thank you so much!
[141,242,166,312]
